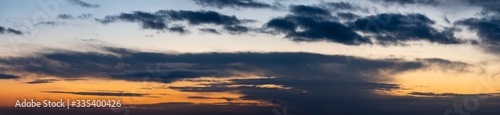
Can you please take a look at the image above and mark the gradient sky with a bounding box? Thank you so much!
[1,0,500,115]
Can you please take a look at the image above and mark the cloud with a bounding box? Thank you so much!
[42,91,147,97]
[96,4,461,46]
[35,22,57,25]
[57,13,92,20]
[97,10,251,34]
[323,1,363,11]
[262,5,372,45]
[199,28,220,34]
[171,77,482,114]
[264,15,369,45]
[192,0,274,9]
[0,47,480,115]
[25,78,86,84]
[168,26,189,34]
[463,0,500,14]
[373,0,439,6]
[58,14,74,19]
[0,73,20,79]
[0,102,274,115]
[223,25,249,34]
[456,17,500,54]
[290,5,330,16]
[336,12,360,20]
[109,69,229,83]
[7,28,23,35]
[26,79,59,84]
[0,46,473,114]
[68,0,100,8]
[187,96,236,101]
[0,47,470,84]
[0,26,23,35]
[409,92,493,97]
[352,13,465,45]
[417,58,470,72]
[156,10,242,25]
[98,11,167,30]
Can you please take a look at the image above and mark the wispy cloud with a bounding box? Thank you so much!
[0,26,23,35]
[42,90,147,97]
[192,0,275,9]
[68,0,100,8]
[0,73,20,79]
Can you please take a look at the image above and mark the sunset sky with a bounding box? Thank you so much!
[1,0,500,115]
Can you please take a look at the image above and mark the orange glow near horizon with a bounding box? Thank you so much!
[0,75,277,107]
[383,69,500,97]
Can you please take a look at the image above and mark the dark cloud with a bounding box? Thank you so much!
[264,15,369,45]
[463,0,500,14]
[456,17,500,54]
[0,73,20,79]
[25,78,86,84]
[199,28,220,34]
[192,0,273,9]
[0,47,469,84]
[290,5,330,16]
[409,92,493,97]
[97,10,251,33]
[187,96,235,101]
[168,26,189,34]
[352,13,465,45]
[171,80,399,93]
[77,13,92,19]
[98,11,168,30]
[42,91,147,97]
[324,2,362,11]
[170,77,485,115]
[26,79,59,84]
[63,78,87,81]
[68,0,100,8]
[0,47,479,115]
[4,98,500,115]
[373,0,439,5]
[0,26,5,33]
[336,12,360,20]
[36,22,57,25]
[157,10,242,25]
[7,28,23,35]
[57,13,92,20]
[0,26,23,35]
[261,4,376,45]
[109,69,229,83]
[0,102,274,115]
[223,25,249,34]
[58,14,74,19]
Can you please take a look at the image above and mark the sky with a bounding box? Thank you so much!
[1,0,500,115]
